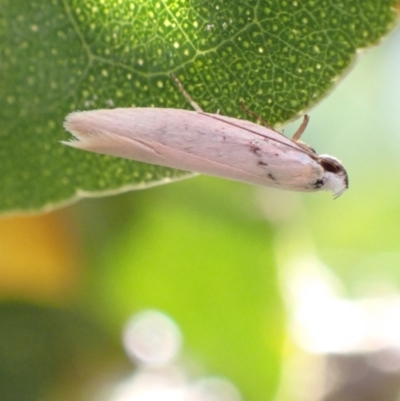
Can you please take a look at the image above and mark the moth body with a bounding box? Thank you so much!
[63,107,348,197]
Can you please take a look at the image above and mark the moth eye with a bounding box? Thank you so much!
[320,158,342,173]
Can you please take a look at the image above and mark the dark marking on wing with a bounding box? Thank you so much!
[258,161,268,166]
[268,173,276,181]
[250,143,261,154]
[199,112,320,161]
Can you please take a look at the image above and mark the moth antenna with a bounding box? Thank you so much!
[333,185,347,199]
[292,115,310,142]
[171,74,203,112]
[201,112,316,158]
[240,101,274,130]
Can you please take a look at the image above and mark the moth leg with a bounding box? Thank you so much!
[172,74,203,112]
[292,115,310,141]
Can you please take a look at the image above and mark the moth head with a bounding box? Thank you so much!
[319,155,348,198]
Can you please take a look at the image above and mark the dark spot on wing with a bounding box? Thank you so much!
[258,161,268,166]
[268,173,276,181]
[249,143,261,154]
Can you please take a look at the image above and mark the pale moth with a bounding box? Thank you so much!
[63,76,348,198]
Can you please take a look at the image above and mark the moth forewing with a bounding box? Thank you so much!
[63,78,348,197]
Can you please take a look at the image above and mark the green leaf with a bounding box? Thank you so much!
[0,0,397,213]
[0,302,116,401]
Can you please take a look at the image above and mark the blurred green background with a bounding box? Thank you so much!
[1,18,400,401]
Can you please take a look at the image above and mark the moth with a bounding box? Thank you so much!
[63,76,348,197]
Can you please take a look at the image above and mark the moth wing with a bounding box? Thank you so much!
[63,121,295,187]
[63,117,167,166]
[197,114,324,190]
[64,108,324,191]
